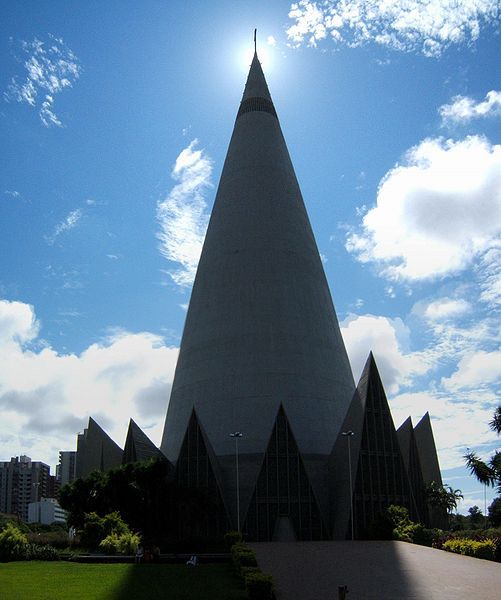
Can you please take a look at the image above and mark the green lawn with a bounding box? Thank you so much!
[0,562,247,600]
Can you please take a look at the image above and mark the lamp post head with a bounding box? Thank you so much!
[230,432,243,438]
[342,431,355,437]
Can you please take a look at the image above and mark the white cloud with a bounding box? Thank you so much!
[0,300,39,344]
[423,298,471,321]
[476,245,501,307]
[390,390,497,469]
[157,139,212,287]
[267,35,277,47]
[340,310,500,467]
[385,285,396,298]
[440,90,501,125]
[0,299,178,467]
[45,208,83,245]
[341,313,431,393]
[40,94,62,127]
[346,136,501,287]
[441,349,501,391]
[286,1,499,56]
[4,34,81,127]
[4,190,22,200]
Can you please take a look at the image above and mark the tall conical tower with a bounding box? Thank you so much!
[161,45,355,539]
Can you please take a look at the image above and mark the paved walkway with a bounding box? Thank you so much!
[251,541,501,600]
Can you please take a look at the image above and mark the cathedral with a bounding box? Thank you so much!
[76,47,443,541]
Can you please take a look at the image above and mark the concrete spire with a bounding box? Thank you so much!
[161,47,355,532]
[241,41,273,103]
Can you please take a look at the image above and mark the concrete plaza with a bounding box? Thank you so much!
[251,541,501,599]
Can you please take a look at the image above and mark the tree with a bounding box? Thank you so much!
[59,458,214,545]
[59,470,108,528]
[425,481,463,514]
[467,505,483,529]
[488,497,501,527]
[80,511,131,550]
[464,405,501,495]
[0,523,28,562]
[489,406,501,436]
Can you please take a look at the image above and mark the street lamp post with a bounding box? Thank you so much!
[229,432,243,532]
[342,431,355,541]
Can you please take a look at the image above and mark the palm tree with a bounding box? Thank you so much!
[425,481,463,514]
[489,406,501,435]
[464,405,501,495]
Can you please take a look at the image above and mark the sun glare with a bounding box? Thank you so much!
[240,44,272,73]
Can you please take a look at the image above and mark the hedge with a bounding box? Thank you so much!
[230,542,258,574]
[224,530,243,549]
[228,539,274,600]
[0,523,60,562]
[244,571,274,600]
[443,538,496,561]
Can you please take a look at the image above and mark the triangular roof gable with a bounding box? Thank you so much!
[396,416,414,473]
[330,353,418,538]
[243,404,328,540]
[414,412,443,485]
[122,419,165,465]
[176,409,231,526]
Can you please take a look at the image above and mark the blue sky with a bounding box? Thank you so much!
[1,1,500,513]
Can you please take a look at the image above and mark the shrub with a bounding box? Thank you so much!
[365,512,393,540]
[244,571,273,600]
[26,530,69,549]
[387,505,410,525]
[224,530,243,549]
[240,566,261,579]
[99,531,140,555]
[0,523,28,562]
[413,527,443,547]
[0,515,30,533]
[102,512,130,536]
[231,542,258,573]
[99,533,120,554]
[25,543,60,561]
[447,528,501,540]
[81,511,131,550]
[443,538,496,561]
[80,512,106,549]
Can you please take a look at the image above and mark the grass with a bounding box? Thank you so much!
[0,562,247,600]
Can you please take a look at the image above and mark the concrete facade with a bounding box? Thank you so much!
[329,353,419,538]
[57,450,77,487]
[28,497,67,525]
[0,456,51,521]
[122,419,166,465]
[161,52,356,533]
[154,50,447,541]
[75,417,123,479]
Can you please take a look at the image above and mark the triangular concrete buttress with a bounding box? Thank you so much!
[396,417,413,473]
[396,417,429,527]
[414,412,443,486]
[176,409,230,538]
[330,353,419,539]
[122,419,166,465]
[413,412,446,528]
[76,417,122,479]
[243,405,329,541]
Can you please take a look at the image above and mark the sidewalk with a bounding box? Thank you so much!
[251,541,501,600]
